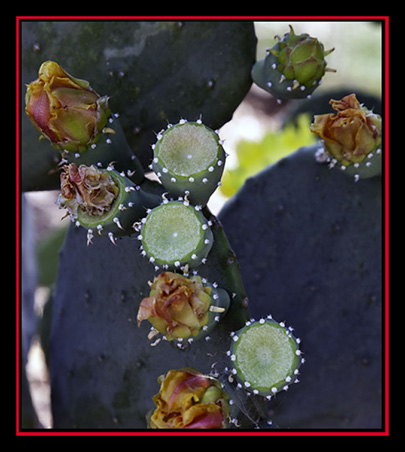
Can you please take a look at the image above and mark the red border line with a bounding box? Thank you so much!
[16,15,390,437]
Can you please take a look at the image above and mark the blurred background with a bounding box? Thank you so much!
[20,20,383,429]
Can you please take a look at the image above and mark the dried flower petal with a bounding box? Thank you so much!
[310,93,382,166]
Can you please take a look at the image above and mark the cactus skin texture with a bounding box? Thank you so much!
[151,119,226,206]
[219,144,382,428]
[252,25,335,101]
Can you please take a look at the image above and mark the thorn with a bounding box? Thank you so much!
[209,306,226,313]
[108,232,116,245]
[87,229,93,246]
[113,217,125,230]
[97,225,103,236]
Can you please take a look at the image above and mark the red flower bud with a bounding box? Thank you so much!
[25,61,110,153]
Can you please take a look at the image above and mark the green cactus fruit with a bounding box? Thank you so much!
[139,200,214,271]
[227,317,303,398]
[252,25,335,101]
[137,271,230,343]
[310,93,382,181]
[57,163,160,245]
[151,119,226,206]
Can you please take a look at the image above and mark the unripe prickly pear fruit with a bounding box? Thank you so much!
[252,25,335,101]
[57,163,160,245]
[137,271,230,342]
[151,119,226,206]
[139,199,214,270]
[310,93,382,180]
[148,368,229,429]
[227,316,303,399]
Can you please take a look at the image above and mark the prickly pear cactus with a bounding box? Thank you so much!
[252,25,335,101]
[20,21,383,431]
[21,21,257,190]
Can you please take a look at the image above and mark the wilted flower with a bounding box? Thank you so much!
[25,61,110,153]
[137,272,212,340]
[57,163,119,218]
[310,93,382,166]
[149,368,228,429]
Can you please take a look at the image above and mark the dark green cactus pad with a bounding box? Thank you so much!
[50,211,251,428]
[218,144,383,429]
[49,143,382,429]
[21,20,257,191]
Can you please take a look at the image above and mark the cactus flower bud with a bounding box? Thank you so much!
[25,61,110,153]
[310,93,382,179]
[252,25,335,101]
[148,368,228,429]
[137,271,229,341]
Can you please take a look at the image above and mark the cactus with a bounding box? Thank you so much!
[252,25,335,101]
[137,271,230,342]
[139,200,214,270]
[147,368,229,429]
[20,21,257,191]
[310,93,382,181]
[25,60,145,184]
[57,163,161,245]
[151,119,226,206]
[228,317,302,398]
[20,20,383,431]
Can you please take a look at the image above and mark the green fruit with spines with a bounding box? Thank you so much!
[151,119,226,206]
[227,316,303,398]
[139,199,214,271]
[252,25,335,101]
